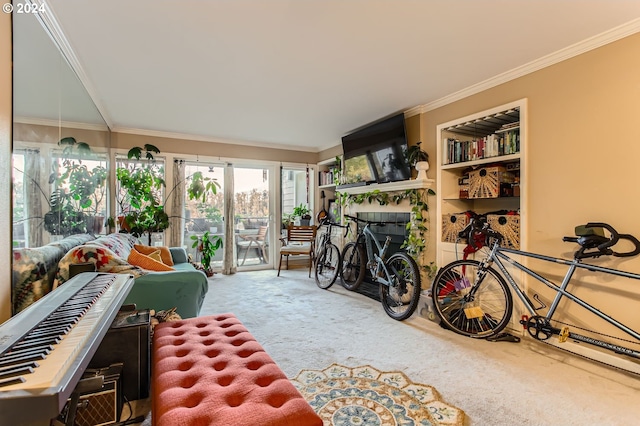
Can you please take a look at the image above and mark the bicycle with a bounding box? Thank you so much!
[431,216,640,373]
[314,218,348,289]
[341,214,421,321]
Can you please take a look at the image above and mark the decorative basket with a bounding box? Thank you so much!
[487,214,520,249]
[468,166,515,199]
[442,213,469,243]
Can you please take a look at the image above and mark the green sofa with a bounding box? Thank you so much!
[55,233,209,318]
[122,247,209,318]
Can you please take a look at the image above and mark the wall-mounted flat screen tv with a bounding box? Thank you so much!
[341,113,411,185]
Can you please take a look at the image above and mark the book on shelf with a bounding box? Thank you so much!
[444,129,520,165]
[318,168,338,186]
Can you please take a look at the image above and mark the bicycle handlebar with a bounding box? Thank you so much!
[457,216,504,248]
[589,222,640,257]
[343,214,398,227]
[584,222,620,253]
[319,216,350,238]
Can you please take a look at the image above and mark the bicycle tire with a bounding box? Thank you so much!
[315,243,341,289]
[431,259,512,338]
[340,242,365,290]
[380,252,421,321]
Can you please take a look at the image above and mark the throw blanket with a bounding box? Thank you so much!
[55,233,147,288]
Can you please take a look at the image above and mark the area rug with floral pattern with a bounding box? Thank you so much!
[291,364,465,426]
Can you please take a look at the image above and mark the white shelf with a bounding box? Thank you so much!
[442,153,521,170]
[337,178,434,195]
[319,184,336,189]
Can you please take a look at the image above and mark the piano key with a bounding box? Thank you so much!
[0,353,45,368]
[11,336,61,349]
[0,361,38,375]
[0,366,34,381]
[25,326,71,339]
[5,345,53,357]
[0,377,25,389]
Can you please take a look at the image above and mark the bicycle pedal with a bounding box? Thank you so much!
[487,333,521,343]
[558,326,570,343]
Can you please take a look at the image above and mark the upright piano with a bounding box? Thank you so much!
[0,272,135,426]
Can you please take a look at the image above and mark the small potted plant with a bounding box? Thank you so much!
[293,203,311,226]
[407,141,430,180]
[191,231,223,277]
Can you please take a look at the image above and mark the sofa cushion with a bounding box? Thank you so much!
[128,249,175,272]
[134,244,174,266]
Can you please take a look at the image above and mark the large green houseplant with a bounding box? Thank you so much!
[44,137,107,236]
[116,144,167,242]
[117,145,222,243]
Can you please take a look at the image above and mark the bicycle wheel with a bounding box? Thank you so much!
[315,243,341,289]
[431,259,512,338]
[380,252,421,321]
[340,242,365,290]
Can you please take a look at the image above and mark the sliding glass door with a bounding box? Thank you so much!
[234,166,271,269]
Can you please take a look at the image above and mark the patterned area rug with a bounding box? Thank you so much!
[291,364,465,426]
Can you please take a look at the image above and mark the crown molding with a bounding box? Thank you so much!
[112,126,324,153]
[14,116,109,132]
[414,18,640,114]
[31,0,113,129]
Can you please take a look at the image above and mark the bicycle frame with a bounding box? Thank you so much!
[481,242,640,359]
[357,223,393,287]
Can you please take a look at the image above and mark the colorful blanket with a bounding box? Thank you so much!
[54,233,147,288]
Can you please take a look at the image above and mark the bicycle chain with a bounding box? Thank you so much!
[548,318,640,347]
[537,338,640,377]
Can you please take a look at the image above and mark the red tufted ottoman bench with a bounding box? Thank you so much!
[152,313,322,426]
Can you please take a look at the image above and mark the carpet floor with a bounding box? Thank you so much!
[196,269,640,426]
[136,269,640,426]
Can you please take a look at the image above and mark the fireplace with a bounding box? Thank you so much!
[355,212,410,259]
[354,212,410,300]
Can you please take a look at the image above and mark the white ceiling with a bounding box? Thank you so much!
[23,1,640,151]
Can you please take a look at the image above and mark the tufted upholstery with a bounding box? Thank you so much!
[152,314,322,426]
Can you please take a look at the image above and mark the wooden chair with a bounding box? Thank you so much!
[237,225,268,266]
[278,225,317,277]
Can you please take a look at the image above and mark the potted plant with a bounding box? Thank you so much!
[190,231,223,277]
[407,141,430,180]
[116,144,167,243]
[293,203,311,226]
[282,213,294,229]
[44,137,107,236]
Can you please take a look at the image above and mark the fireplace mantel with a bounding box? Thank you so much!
[337,178,434,195]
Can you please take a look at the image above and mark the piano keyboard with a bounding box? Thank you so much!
[0,272,135,425]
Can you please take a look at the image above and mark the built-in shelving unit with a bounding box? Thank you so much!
[318,157,340,189]
[436,99,527,266]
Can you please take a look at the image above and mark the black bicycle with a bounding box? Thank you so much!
[314,218,347,289]
[341,215,421,321]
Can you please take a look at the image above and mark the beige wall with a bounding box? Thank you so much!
[1,12,11,322]
[423,32,640,333]
[111,132,319,165]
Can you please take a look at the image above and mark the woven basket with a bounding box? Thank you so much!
[487,214,520,249]
[442,213,469,243]
[468,166,514,199]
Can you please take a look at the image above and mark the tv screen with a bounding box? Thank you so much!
[341,113,411,184]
